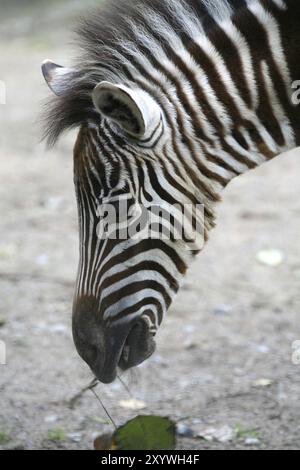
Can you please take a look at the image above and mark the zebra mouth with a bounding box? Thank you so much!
[118,319,156,371]
[72,298,157,385]
[92,317,156,384]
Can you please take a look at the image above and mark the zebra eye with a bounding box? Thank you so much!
[92,81,162,141]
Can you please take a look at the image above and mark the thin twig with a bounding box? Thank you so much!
[117,374,134,398]
[68,378,99,409]
[90,387,117,430]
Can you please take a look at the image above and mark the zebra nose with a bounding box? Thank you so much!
[72,297,156,383]
[72,296,125,383]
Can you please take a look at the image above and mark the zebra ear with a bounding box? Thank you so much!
[42,60,71,96]
[92,82,162,139]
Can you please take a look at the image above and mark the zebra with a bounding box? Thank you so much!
[42,0,300,384]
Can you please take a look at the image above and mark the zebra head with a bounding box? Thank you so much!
[42,0,300,383]
[42,60,213,383]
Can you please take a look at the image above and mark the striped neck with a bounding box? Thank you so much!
[94,0,300,233]
[151,0,299,189]
[196,0,300,178]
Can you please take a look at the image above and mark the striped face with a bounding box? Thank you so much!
[71,84,206,383]
[42,0,300,383]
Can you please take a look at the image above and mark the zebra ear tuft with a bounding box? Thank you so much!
[42,60,71,96]
[92,82,161,139]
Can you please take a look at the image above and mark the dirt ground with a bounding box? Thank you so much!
[0,1,300,451]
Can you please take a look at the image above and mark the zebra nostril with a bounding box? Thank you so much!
[118,318,156,371]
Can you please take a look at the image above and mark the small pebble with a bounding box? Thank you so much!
[183,324,196,334]
[197,425,235,443]
[49,324,68,334]
[119,399,146,410]
[42,196,64,211]
[254,344,269,354]
[44,415,58,424]
[184,341,198,350]
[256,249,284,267]
[245,437,260,446]
[213,305,233,316]
[176,423,194,438]
[253,378,273,388]
[67,432,82,443]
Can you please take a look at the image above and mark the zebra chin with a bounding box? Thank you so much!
[72,296,156,384]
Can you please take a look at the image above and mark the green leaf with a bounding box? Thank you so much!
[0,431,11,445]
[113,415,176,451]
[235,425,261,440]
[47,428,66,442]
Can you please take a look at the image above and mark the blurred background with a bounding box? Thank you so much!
[0,0,300,450]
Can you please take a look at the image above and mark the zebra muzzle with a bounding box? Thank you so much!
[98,317,156,383]
[73,299,156,384]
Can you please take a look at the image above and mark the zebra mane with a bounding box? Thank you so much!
[43,0,246,146]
